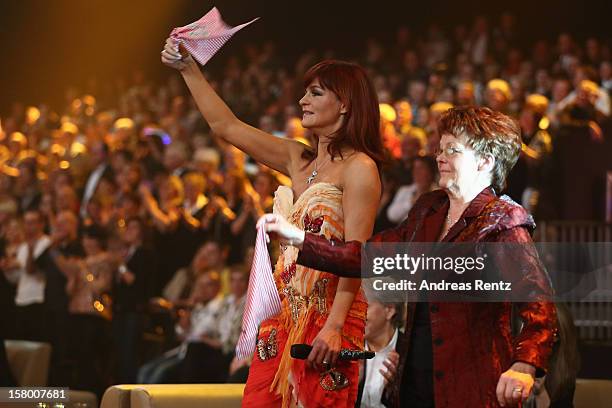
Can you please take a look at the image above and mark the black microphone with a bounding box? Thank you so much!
[290,344,375,360]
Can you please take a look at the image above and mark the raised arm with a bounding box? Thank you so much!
[139,185,180,232]
[161,39,303,175]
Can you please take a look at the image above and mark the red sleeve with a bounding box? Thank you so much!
[296,222,409,278]
[490,226,558,375]
[296,233,362,277]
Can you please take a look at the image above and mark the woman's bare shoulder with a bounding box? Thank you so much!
[336,152,380,195]
[341,152,379,178]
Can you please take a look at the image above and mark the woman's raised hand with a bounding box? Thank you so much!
[161,37,195,71]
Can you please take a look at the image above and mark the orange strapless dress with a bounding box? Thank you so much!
[242,183,367,407]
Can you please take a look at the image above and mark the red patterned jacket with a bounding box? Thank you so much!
[296,187,558,408]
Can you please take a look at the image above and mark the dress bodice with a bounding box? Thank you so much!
[273,183,344,295]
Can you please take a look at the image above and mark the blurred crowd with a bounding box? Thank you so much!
[0,11,610,404]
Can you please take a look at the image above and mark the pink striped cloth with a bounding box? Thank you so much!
[235,225,281,359]
[170,7,259,66]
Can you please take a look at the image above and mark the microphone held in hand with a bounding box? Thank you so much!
[290,344,375,360]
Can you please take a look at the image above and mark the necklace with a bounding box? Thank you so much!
[306,162,318,184]
[439,213,457,241]
[306,154,330,184]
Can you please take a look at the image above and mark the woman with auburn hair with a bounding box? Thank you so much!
[162,39,384,407]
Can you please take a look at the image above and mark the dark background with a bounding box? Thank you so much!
[0,0,609,114]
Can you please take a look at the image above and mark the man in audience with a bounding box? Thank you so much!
[14,209,50,342]
[357,286,403,408]
[81,141,112,219]
[37,210,84,385]
[113,217,156,383]
[137,271,223,383]
[180,266,248,383]
[163,240,229,303]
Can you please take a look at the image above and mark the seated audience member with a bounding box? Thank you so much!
[357,286,403,408]
[386,156,438,224]
[180,266,248,383]
[162,240,229,305]
[137,271,223,384]
[217,266,248,355]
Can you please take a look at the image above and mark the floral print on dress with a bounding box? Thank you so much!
[303,213,324,233]
[281,262,297,285]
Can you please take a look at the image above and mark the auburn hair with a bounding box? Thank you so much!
[301,60,385,168]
